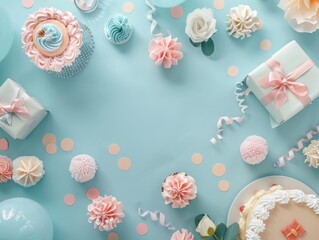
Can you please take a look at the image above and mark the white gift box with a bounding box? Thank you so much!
[245,41,319,128]
[0,79,47,139]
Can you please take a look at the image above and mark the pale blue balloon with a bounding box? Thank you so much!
[149,0,187,8]
[0,8,14,62]
[0,198,53,240]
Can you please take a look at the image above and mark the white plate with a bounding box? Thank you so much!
[227,175,316,225]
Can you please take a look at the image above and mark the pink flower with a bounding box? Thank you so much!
[88,195,125,231]
[0,156,12,183]
[149,35,183,68]
[171,229,194,240]
[162,172,197,208]
[240,135,268,165]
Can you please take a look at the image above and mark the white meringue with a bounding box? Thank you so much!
[303,140,319,168]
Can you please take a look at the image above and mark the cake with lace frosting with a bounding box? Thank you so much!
[238,185,319,240]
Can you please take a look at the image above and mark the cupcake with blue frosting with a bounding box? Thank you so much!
[104,15,133,45]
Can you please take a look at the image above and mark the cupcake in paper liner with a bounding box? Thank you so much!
[22,8,94,78]
[162,172,197,208]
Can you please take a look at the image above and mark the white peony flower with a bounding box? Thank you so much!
[185,8,217,43]
[278,0,319,33]
[303,140,319,168]
[226,5,260,39]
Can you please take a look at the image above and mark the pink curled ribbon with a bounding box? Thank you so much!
[211,82,251,144]
[275,125,319,167]
[259,58,313,110]
[0,97,29,117]
[138,208,175,231]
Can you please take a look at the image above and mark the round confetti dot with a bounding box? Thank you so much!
[87,188,100,200]
[170,6,183,19]
[23,0,34,8]
[108,232,119,240]
[213,0,224,10]
[212,163,226,177]
[260,39,272,51]
[118,157,131,171]
[108,144,120,155]
[218,180,230,192]
[257,19,263,30]
[0,138,8,151]
[123,2,134,13]
[61,138,74,152]
[42,133,56,146]
[46,143,57,154]
[227,66,239,77]
[136,223,148,236]
[192,153,203,165]
[64,194,76,206]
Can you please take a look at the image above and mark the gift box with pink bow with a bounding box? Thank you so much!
[0,79,47,139]
[245,40,319,128]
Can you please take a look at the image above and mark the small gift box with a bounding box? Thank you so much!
[0,79,47,139]
[245,41,319,128]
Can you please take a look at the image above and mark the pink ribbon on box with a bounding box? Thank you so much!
[259,58,313,110]
[0,98,29,117]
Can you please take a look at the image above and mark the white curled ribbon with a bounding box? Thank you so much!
[210,82,251,144]
[145,0,162,36]
[138,208,175,231]
[275,125,319,167]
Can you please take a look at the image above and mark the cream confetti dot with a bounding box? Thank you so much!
[192,153,203,165]
[123,2,134,13]
[61,138,74,152]
[108,232,119,240]
[227,66,239,77]
[23,0,34,8]
[213,0,224,10]
[136,223,148,235]
[170,6,183,19]
[257,19,263,30]
[46,143,57,154]
[42,133,56,146]
[212,163,226,177]
[260,39,272,51]
[108,144,120,155]
[118,157,131,171]
[64,194,76,206]
[218,180,230,192]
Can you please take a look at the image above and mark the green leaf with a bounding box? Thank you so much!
[224,223,240,240]
[214,223,227,240]
[195,214,206,228]
[190,38,201,47]
[201,38,215,56]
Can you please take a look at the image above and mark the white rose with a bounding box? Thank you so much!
[185,8,217,43]
[278,0,319,33]
[195,214,217,237]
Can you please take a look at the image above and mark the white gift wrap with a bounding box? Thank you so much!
[0,79,47,139]
[245,41,319,128]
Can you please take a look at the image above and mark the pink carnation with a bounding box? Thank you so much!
[171,229,194,240]
[149,35,183,68]
[162,172,197,208]
[0,156,12,183]
[88,195,124,231]
[240,135,268,165]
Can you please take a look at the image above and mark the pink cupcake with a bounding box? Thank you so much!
[162,172,197,208]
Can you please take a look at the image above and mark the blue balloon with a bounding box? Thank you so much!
[149,0,187,8]
[0,198,53,240]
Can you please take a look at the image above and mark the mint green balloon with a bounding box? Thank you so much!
[0,198,53,240]
[0,8,14,62]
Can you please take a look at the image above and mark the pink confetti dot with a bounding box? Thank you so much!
[64,194,76,206]
[213,0,224,10]
[108,232,119,240]
[136,223,148,236]
[61,138,74,151]
[192,153,203,165]
[46,143,57,154]
[108,143,120,155]
[0,138,8,151]
[257,19,263,30]
[87,188,100,200]
[118,157,131,171]
[212,163,226,177]
[227,66,239,77]
[42,133,56,146]
[23,0,34,8]
[170,6,183,19]
[218,180,230,192]
[260,39,272,51]
[123,2,134,13]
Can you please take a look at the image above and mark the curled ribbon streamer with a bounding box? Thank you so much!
[275,125,319,167]
[145,0,161,36]
[138,208,175,231]
[211,82,251,144]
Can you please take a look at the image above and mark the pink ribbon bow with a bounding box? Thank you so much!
[259,58,313,110]
[0,97,29,117]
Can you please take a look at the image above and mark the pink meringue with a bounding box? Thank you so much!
[171,229,194,240]
[0,156,12,183]
[149,35,183,68]
[88,195,125,231]
[162,172,197,208]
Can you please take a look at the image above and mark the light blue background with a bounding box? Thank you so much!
[1,0,319,239]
